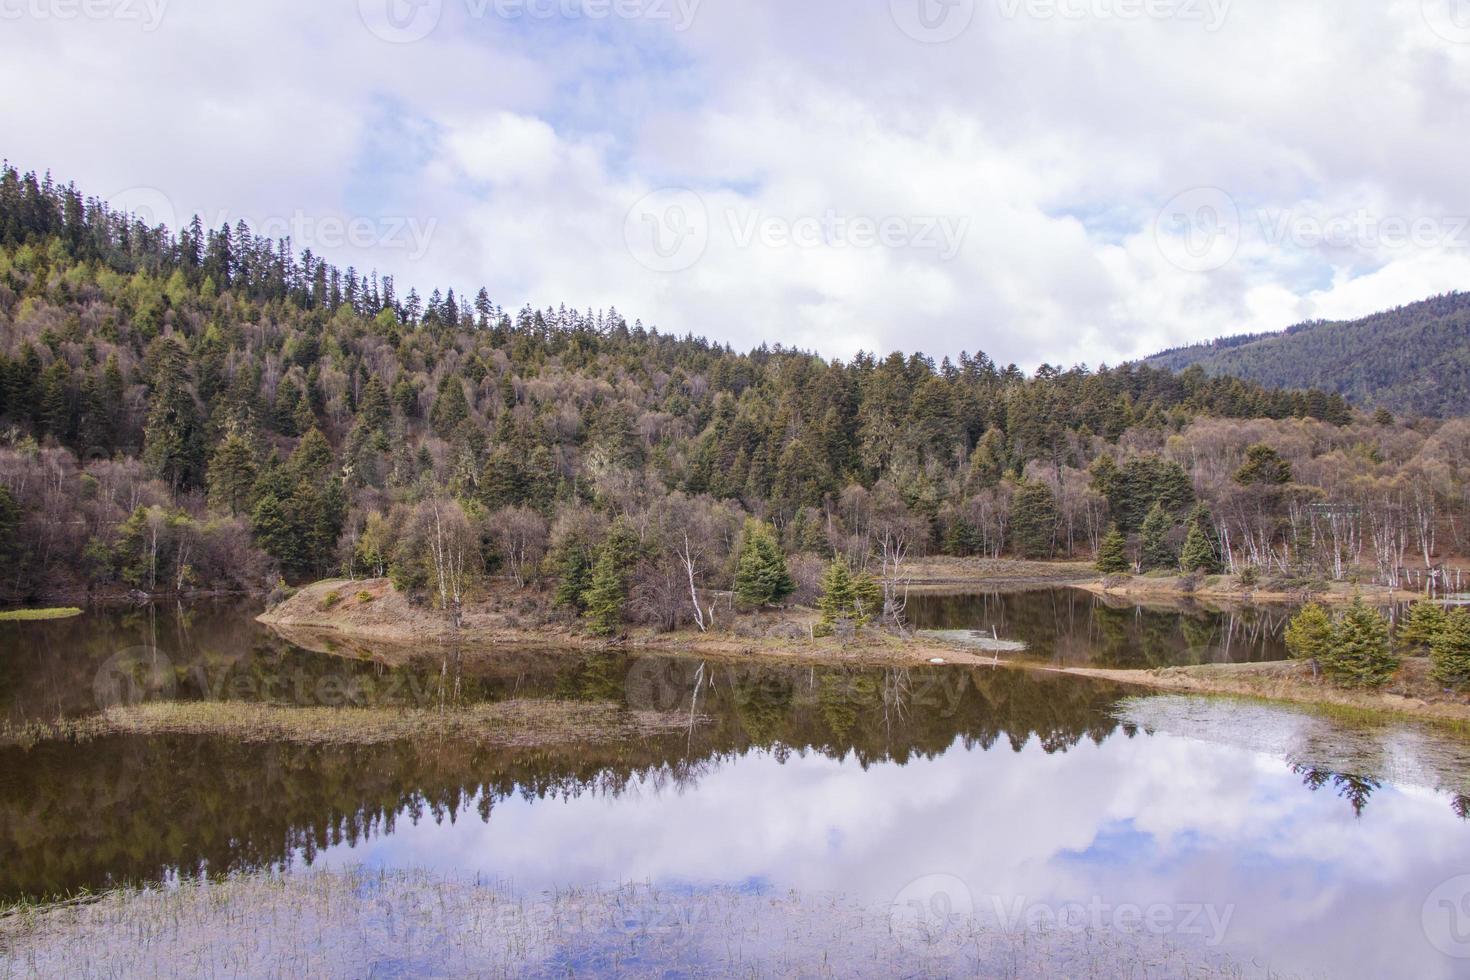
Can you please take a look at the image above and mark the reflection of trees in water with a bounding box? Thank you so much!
[906,589,1292,667]
[0,640,1135,901]
[1291,765,1383,818]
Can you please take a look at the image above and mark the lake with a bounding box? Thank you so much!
[2,599,1469,978]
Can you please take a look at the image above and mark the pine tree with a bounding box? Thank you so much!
[1010,481,1058,559]
[1095,525,1130,573]
[733,519,795,607]
[1138,503,1176,571]
[551,538,594,613]
[1285,602,1333,670]
[1398,600,1448,653]
[1431,609,1470,689]
[582,520,639,636]
[1179,504,1221,573]
[208,432,257,516]
[1323,599,1398,688]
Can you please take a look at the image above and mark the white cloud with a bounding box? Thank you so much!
[1,0,1466,367]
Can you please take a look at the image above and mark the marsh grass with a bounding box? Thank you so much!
[0,867,1274,979]
[0,608,82,622]
[0,699,701,748]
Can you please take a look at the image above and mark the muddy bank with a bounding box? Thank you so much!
[259,579,1005,669]
[1077,573,1417,606]
[1048,657,1470,727]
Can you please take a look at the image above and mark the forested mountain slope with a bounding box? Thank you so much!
[4,163,1466,618]
[1146,293,1470,417]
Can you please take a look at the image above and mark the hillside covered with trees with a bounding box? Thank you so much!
[2,164,1468,632]
[1146,292,1470,418]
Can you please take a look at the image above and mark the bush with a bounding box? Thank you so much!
[356,591,374,604]
[1430,609,1470,689]
[1322,600,1398,689]
[319,590,342,611]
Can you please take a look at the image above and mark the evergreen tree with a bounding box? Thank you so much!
[1095,525,1130,573]
[1323,599,1398,688]
[141,339,203,490]
[1009,481,1058,559]
[1138,503,1177,571]
[1398,600,1448,653]
[1430,609,1470,689]
[733,519,795,607]
[207,432,257,516]
[583,520,639,636]
[1179,505,1221,573]
[1235,444,1293,485]
[1285,602,1333,670]
[551,538,594,613]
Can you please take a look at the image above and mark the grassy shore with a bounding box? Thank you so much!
[0,607,82,622]
[1078,572,1418,605]
[0,699,700,749]
[1051,656,1470,729]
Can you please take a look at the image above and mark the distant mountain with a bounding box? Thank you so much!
[1145,292,1470,417]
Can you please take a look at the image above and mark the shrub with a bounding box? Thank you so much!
[1430,609,1470,689]
[356,591,374,604]
[1322,599,1398,689]
[319,590,342,611]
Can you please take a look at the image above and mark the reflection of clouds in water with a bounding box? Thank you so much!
[317,728,1470,979]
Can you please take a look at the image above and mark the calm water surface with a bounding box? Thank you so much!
[908,587,1293,665]
[2,600,1469,978]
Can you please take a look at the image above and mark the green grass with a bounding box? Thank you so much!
[0,607,82,622]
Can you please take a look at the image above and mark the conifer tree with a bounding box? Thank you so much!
[1138,503,1176,571]
[1179,504,1221,573]
[1095,525,1130,573]
[733,519,795,607]
[208,432,258,516]
[1323,599,1398,688]
[1010,481,1058,559]
[1430,609,1470,689]
[1398,600,1448,653]
[582,520,639,636]
[1285,602,1333,671]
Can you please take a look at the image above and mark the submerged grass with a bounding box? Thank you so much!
[0,867,1277,979]
[1,699,700,748]
[0,608,82,622]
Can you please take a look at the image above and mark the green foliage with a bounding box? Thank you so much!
[1430,609,1470,689]
[1234,444,1293,486]
[1146,292,1470,418]
[583,521,640,636]
[1138,503,1177,572]
[815,557,881,634]
[551,538,595,613]
[1179,506,1221,574]
[1323,600,1398,689]
[1285,603,1333,666]
[1010,481,1058,559]
[207,432,258,516]
[734,519,795,607]
[1398,600,1448,653]
[1089,454,1195,533]
[1095,525,1130,573]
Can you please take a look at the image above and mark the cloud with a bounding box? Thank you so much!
[2,0,1466,368]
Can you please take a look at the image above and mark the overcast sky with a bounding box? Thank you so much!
[4,0,1469,368]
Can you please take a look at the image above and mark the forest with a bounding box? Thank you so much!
[2,164,1468,632]
[1147,291,1470,418]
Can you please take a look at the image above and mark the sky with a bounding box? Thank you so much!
[3,0,1469,369]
